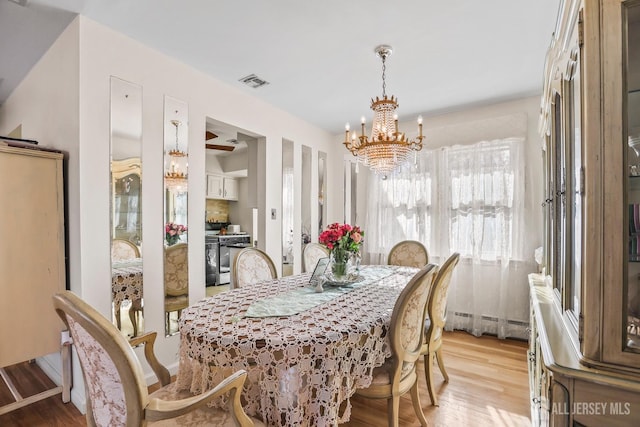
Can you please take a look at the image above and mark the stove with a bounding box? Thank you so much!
[205,233,251,286]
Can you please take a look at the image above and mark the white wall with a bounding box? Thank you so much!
[1,15,337,412]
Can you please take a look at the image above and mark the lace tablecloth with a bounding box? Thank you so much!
[111,259,142,309]
[175,265,419,427]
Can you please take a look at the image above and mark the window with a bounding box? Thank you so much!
[365,137,525,263]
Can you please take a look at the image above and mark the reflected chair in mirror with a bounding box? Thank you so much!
[387,240,429,268]
[302,242,330,273]
[111,238,140,261]
[232,247,277,288]
[164,243,189,332]
[111,239,142,335]
[52,290,262,427]
[355,264,438,427]
[420,252,460,406]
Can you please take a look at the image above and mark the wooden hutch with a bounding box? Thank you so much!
[531,0,640,425]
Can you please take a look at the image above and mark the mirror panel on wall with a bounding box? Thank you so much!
[110,77,143,337]
[282,139,294,276]
[301,145,312,254]
[318,151,327,236]
[164,96,189,336]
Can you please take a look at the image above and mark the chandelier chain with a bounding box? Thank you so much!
[381,54,386,98]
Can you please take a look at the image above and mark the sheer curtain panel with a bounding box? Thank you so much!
[364,136,531,339]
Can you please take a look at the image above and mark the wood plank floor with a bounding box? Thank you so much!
[0,330,530,426]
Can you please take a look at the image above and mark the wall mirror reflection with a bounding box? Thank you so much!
[318,151,327,236]
[301,145,312,254]
[110,77,143,338]
[164,96,189,336]
[282,139,294,276]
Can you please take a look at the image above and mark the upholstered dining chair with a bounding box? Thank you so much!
[52,290,263,427]
[232,247,277,288]
[111,238,140,261]
[164,243,189,331]
[302,242,330,273]
[420,252,460,406]
[387,240,429,268]
[111,239,142,334]
[355,264,438,427]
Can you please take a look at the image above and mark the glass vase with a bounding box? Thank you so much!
[328,250,360,282]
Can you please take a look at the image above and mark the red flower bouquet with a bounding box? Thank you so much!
[319,223,364,278]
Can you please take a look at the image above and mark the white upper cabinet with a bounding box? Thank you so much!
[206,174,237,201]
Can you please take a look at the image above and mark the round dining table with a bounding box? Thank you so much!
[175,265,419,427]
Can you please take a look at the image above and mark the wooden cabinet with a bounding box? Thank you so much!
[532,0,640,424]
[206,174,238,201]
[0,144,66,366]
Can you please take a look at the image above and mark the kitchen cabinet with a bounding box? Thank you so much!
[531,0,640,424]
[206,174,237,201]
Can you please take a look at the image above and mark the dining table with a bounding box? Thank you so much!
[111,258,143,310]
[175,264,420,427]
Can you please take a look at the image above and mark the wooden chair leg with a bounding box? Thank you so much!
[387,395,401,427]
[424,352,438,406]
[410,380,428,427]
[436,348,449,382]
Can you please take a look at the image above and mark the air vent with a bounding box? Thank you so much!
[238,74,269,89]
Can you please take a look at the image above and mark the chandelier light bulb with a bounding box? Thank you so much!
[417,115,423,125]
[345,123,350,131]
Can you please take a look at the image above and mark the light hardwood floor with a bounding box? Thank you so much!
[0,331,530,426]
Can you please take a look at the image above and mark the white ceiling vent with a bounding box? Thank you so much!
[238,74,269,89]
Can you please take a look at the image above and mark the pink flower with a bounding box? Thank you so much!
[351,232,362,244]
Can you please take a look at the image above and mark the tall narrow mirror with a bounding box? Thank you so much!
[301,145,312,253]
[164,96,189,336]
[318,151,327,235]
[282,139,294,276]
[110,77,143,337]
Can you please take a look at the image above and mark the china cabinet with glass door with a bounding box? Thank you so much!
[531,0,640,425]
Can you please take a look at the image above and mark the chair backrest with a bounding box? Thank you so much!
[425,253,460,346]
[388,264,438,383]
[233,247,277,288]
[111,239,140,261]
[52,291,149,426]
[302,242,330,273]
[387,240,429,268]
[165,243,188,296]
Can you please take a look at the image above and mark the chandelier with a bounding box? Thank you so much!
[165,119,188,190]
[343,45,424,175]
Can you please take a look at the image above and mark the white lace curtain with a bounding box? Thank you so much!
[364,136,532,339]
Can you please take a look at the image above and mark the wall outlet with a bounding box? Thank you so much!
[271,208,277,220]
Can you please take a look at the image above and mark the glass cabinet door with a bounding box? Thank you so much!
[626,2,640,352]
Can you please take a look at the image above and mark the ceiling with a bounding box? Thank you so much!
[1,0,561,135]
